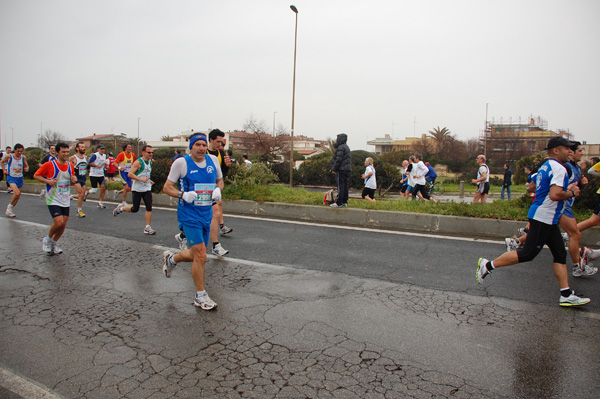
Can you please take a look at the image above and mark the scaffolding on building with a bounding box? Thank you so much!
[479,115,572,158]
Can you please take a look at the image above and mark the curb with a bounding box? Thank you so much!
[20,183,600,245]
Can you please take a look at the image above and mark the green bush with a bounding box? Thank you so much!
[225,162,279,187]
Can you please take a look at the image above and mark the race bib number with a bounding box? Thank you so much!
[57,180,70,194]
[13,168,23,177]
[193,183,215,206]
[79,165,87,176]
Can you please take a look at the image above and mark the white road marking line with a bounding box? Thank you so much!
[11,199,507,245]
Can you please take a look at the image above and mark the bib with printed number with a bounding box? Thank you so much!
[193,183,215,206]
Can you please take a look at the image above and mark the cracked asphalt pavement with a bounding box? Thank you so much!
[1,198,599,398]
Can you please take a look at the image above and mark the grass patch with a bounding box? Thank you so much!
[224,183,593,222]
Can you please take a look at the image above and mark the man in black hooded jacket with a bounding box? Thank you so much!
[330,133,352,207]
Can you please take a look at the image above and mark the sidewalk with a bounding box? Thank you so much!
[1,218,599,398]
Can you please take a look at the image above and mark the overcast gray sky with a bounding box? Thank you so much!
[1,0,599,152]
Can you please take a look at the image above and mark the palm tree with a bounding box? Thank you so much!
[428,126,452,156]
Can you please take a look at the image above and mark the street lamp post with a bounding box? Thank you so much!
[289,4,298,187]
[137,117,141,155]
[273,111,277,137]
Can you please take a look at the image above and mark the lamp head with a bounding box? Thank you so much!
[290,5,298,13]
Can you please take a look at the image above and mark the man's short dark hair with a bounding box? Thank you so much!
[55,142,69,152]
[5,146,11,150]
[142,145,152,153]
[14,143,24,150]
[122,142,131,151]
[209,129,225,142]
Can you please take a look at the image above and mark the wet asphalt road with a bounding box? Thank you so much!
[1,193,599,398]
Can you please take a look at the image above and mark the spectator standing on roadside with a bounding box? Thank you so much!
[361,157,376,202]
[330,133,352,208]
[173,149,184,161]
[501,164,512,200]
[472,154,490,203]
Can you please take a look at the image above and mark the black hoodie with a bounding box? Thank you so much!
[331,133,352,172]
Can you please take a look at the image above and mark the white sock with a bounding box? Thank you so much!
[78,208,82,212]
[196,290,206,297]
[590,249,600,261]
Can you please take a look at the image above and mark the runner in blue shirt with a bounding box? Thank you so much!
[161,133,224,311]
[476,136,590,307]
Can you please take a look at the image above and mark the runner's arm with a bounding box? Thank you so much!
[588,163,600,178]
[127,160,143,181]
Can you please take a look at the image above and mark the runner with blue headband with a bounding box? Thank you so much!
[161,132,224,310]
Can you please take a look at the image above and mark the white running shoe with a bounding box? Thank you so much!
[144,226,156,235]
[505,237,520,252]
[162,250,176,278]
[517,227,528,237]
[573,263,598,277]
[579,246,593,270]
[174,233,188,250]
[212,243,229,256]
[559,292,590,307]
[476,258,491,284]
[113,203,124,217]
[5,206,16,218]
[52,242,63,255]
[194,293,217,310]
[40,189,45,199]
[42,237,53,255]
[219,225,233,235]
[97,202,106,209]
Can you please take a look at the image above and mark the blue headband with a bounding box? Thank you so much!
[189,134,207,149]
